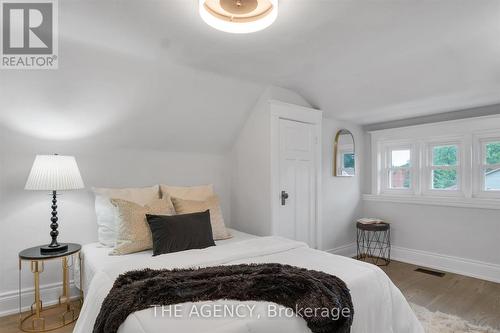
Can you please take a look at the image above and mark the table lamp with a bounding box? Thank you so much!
[25,154,85,254]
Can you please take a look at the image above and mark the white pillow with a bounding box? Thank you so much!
[160,184,214,201]
[93,185,160,247]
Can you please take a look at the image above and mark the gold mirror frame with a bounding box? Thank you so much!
[333,129,355,177]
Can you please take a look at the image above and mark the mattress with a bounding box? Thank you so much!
[77,228,256,294]
[74,233,424,333]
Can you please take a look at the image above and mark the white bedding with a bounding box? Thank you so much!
[74,233,423,333]
[77,228,256,294]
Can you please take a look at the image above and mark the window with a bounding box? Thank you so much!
[429,145,459,191]
[386,147,412,190]
[483,141,500,191]
[370,117,500,207]
[341,152,355,176]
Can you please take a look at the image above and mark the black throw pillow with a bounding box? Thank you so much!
[146,210,215,256]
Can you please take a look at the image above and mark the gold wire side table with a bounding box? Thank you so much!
[18,243,82,332]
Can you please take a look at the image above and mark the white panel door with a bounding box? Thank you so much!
[277,118,316,247]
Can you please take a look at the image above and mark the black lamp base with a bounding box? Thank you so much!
[40,190,68,255]
[40,243,68,254]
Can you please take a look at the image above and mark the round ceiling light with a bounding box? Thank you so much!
[199,0,278,34]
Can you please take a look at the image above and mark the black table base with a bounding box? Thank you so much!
[356,222,391,266]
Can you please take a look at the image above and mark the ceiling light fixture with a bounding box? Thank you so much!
[199,0,278,34]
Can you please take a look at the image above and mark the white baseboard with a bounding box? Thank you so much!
[326,242,357,258]
[326,242,500,284]
[0,281,79,317]
[391,246,500,284]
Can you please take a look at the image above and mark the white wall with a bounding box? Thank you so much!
[230,87,312,236]
[362,118,500,282]
[0,9,268,315]
[231,88,365,253]
[321,118,365,253]
[0,148,231,315]
[362,200,500,265]
[230,94,272,236]
[0,85,368,315]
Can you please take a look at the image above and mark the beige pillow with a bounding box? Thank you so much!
[160,184,214,201]
[171,195,231,240]
[110,197,175,255]
[92,186,161,247]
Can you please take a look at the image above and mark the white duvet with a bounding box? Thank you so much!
[74,236,423,333]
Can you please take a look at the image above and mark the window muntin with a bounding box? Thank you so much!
[388,148,411,190]
[483,141,500,191]
[430,145,459,191]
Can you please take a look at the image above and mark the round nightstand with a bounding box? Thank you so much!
[18,243,82,332]
[356,222,391,266]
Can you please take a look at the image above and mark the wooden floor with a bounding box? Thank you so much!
[0,260,499,332]
[380,260,500,330]
[0,303,77,333]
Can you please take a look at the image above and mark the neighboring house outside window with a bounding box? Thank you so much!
[389,149,411,189]
[484,141,500,191]
[380,144,415,194]
[391,168,409,188]
[485,168,500,190]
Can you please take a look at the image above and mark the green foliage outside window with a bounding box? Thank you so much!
[432,146,458,189]
[433,145,457,166]
[403,170,411,188]
[486,142,500,165]
[433,169,457,189]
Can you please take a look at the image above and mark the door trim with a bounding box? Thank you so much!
[269,100,323,249]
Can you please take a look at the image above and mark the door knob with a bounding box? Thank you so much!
[281,191,289,206]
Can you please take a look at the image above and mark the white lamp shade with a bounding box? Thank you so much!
[25,155,85,191]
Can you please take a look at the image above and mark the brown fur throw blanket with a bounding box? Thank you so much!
[93,263,353,333]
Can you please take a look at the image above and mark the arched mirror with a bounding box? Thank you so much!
[334,129,355,177]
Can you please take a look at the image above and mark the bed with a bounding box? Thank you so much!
[77,229,257,294]
[74,229,424,333]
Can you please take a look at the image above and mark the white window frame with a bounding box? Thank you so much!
[423,140,464,197]
[380,142,418,195]
[473,134,500,198]
[367,115,500,209]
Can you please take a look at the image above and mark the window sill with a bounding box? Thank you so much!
[363,194,500,210]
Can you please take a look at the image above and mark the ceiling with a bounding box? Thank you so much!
[2,0,500,152]
[95,0,500,123]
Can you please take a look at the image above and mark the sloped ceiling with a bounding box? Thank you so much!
[2,0,500,152]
